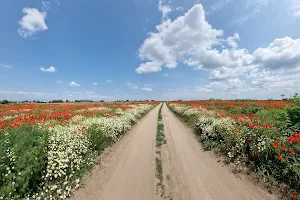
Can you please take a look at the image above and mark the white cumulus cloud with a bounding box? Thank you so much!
[18,91,27,95]
[70,81,80,87]
[289,0,300,16]
[136,61,162,74]
[158,1,172,19]
[226,33,240,48]
[18,8,48,38]
[142,87,153,91]
[40,66,56,72]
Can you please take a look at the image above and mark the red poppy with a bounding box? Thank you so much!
[289,149,295,154]
[84,133,87,137]
[276,137,280,141]
[291,192,296,200]
[293,131,297,136]
[281,145,285,151]
[288,136,297,143]
[272,142,279,148]
[256,153,261,157]
[247,137,252,141]
[278,155,283,160]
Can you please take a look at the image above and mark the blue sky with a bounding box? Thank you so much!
[1,0,300,101]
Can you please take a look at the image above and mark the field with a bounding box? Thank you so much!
[0,102,158,199]
[1,99,299,200]
[168,99,300,199]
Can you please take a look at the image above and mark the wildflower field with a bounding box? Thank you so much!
[0,102,158,199]
[168,99,300,199]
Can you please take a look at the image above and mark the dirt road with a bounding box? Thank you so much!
[71,103,278,200]
[71,104,160,200]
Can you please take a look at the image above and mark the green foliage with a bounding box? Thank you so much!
[158,104,163,121]
[0,126,49,199]
[286,106,300,127]
[241,104,261,115]
[292,93,300,106]
[87,126,114,153]
[1,100,9,104]
[49,100,64,103]
[156,124,165,148]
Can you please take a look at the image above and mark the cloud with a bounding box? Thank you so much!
[54,0,60,6]
[0,91,14,94]
[127,82,139,90]
[127,83,153,91]
[32,92,53,96]
[136,61,162,74]
[141,87,153,91]
[93,82,98,85]
[106,80,112,83]
[196,81,225,92]
[86,91,96,94]
[226,33,240,48]
[289,0,300,16]
[158,1,172,19]
[163,73,169,76]
[18,8,48,38]
[0,64,12,68]
[176,6,184,11]
[136,4,225,74]
[197,87,213,92]
[136,1,300,95]
[206,0,233,15]
[42,0,60,11]
[40,66,56,72]
[17,91,27,95]
[57,80,62,84]
[228,0,271,26]
[42,1,51,11]
[253,37,300,70]
[70,81,80,87]
[87,94,108,99]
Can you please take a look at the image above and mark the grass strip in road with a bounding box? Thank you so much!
[155,103,166,197]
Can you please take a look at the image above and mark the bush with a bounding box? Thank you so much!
[241,104,261,115]
[1,100,9,104]
[87,125,114,153]
[286,106,300,127]
[0,126,49,199]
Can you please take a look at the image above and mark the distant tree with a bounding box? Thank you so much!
[281,93,285,100]
[66,100,70,103]
[100,100,105,102]
[126,100,129,102]
[1,100,9,104]
[90,100,94,102]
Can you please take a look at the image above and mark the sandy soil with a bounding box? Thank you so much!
[71,103,278,200]
[71,104,161,200]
